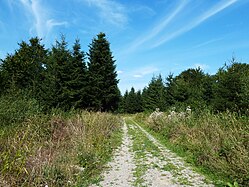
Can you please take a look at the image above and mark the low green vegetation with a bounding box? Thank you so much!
[0,94,122,186]
[134,110,249,186]
[126,119,159,186]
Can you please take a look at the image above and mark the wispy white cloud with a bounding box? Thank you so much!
[125,0,238,53]
[192,37,226,49]
[19,0,67,38]
[84,0,128,27]
[152,0,238,48]
[133,74,142,78]
[129,0,188,52]
[132,66,159,78]
[192,63,209,70]
[130,5,156,16]
[117,70,123,74]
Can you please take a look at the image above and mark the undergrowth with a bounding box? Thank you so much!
[0,94,122,186]
[134,111,249,186]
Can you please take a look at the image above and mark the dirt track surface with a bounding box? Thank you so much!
[93,118,213,187]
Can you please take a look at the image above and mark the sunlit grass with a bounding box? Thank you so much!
[0,95,122,186]
[134,110,249,186]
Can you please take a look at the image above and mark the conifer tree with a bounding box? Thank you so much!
[142,75,167,111]
[165,68,208,110]
[165,73,176,106]
[70,39,88,108]
[0,37,47,95]
[41,36,72,109]
[87,32,120,111]
[119,90,129,113]
[213,60,249,113]
[119,88,143,113]
[126,87,137,113]
[136,90,144,113]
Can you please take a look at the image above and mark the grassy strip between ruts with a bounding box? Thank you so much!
[0,110,123,187]
[127,118,214,186]
[126,118,161,186]
[133,112,249,187]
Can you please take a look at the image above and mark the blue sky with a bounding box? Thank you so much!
[1,0,249,93]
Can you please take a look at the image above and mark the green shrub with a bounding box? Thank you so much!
[0,92,42,126]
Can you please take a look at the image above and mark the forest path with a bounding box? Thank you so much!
[92,118,213,187]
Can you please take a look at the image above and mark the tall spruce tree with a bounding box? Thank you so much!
[70,39,88,109]
[87,32,120,111]
[41,36,72,110]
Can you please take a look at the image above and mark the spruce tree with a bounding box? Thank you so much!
[70,39,88,109]
[87,32,120,111]
[126,87,137,114]
[41,36,72,110]
[119,88,143,113]
[136,90,144,113]
[0,37,47,95]
[119,90,129,113]
[143,75,167,111]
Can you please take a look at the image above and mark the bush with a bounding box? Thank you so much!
[0,91,42,126]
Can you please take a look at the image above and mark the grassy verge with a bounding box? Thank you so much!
[0,94,122,186]
[133,111,249,187]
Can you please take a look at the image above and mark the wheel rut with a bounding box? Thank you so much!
[92,118,213,187]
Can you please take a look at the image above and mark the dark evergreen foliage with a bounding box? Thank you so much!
[119,88,143,113]
[143,75,167,111]
[165,68,208,110]
[87,32,120,111]
[119,90,129,113]
[0,34,248,114]
[70,39,88,109]
[39,36,72,110]
[0,37,47,95]
[212,59,249,113]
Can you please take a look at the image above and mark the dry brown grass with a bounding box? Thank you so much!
[0,111,122,186]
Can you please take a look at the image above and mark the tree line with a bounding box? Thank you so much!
[120,60,249,114]
[0,33,120,112]
[1,33,248,114]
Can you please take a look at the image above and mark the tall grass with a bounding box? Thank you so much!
[135,111,249,186]
[0,94,122,186]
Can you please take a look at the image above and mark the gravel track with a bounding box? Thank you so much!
[93,118,213,187]
[92,122,136,187]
